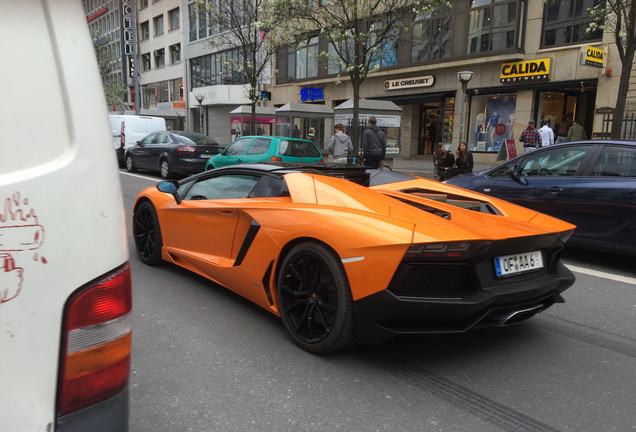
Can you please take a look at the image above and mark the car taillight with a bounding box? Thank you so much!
[120,122,125,148]
[177,146,196,153]
[404,241,492,261]
[57,263,132,416]
[320,158,324,162]
[270,156,282,161]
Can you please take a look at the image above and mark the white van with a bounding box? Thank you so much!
[110,114,166,165]
[1,2,130,431]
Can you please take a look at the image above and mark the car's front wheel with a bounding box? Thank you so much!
[160,159,174,179]
[133,201,163,265]
[126,155,137,172]
[277,242,354,353]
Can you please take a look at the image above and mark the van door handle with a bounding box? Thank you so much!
[547,186,562,193]
[237,158,242,162]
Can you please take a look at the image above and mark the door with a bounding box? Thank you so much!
[214,137,253,167]
[146,132,171,170]
[130,133,157,169]
[567,145,636,251]
[491,145,594,222]
[242,137,273,163]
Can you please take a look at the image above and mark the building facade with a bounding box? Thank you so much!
[272,0,628,163]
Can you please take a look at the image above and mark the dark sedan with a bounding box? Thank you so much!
[125,131,224,179]
[445,140,636,256]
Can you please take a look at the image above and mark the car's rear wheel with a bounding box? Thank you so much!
[133,201,163,265]
[126,155,137,172]
[277,242,354,353]
[160,159,174,179]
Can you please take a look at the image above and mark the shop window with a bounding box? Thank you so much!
[411,5,452,62]
[154,14,164,35]
[140,21,149,40]
[467,0,523,54]
[467,93,517,153]
[541,0,603,47]
[169,8,180,30]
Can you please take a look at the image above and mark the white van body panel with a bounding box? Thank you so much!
[110,115,166,150]
[0,1,128,431]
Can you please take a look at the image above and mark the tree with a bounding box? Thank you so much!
[91,30,128,106]
[199,0,283,134]
[588,0,636,139]
[276,0,446,154]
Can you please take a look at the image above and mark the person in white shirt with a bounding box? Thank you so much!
[539,120,554,147]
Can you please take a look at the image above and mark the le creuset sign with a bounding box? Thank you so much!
[384,75,435,90]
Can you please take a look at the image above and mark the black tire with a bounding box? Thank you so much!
[126,154,137,173]
[133,201,163,265]
[277,242,354,353]
[160,159,174,179]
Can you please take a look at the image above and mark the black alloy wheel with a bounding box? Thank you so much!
[126,154,137,172]
[133,201,163,265]
[277,242,354,353]
[160,159,174,179]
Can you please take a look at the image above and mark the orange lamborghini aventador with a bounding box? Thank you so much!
[132,163,576,353]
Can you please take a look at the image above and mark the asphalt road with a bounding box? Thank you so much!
[120,170,636,432]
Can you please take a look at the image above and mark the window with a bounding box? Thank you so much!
[541,0,603,47]
[154,49,165,68]
[140,21,149,40]
[591,146,636,177]
[189,3,197,41]
[518,145,590,177]
[142,53,151,71]
[467,0,521,54]
[278,140,321,158]
[170,44,181,64]
[412,5,452,62]
[368,22,398,68]
[191,49,247,89]
[246,138,272,155]
[295,37,319,80]
[224,138,252,155]
[154,15,164,35]
[142,79,182,109]
[140,0,148,8]
[184,175,261,201]
[169,8,180,29]
[198,0,207,39]
[140,133,156,145]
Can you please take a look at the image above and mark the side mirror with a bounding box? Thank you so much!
[219,147,226,155]
[136,140,142,145]
[507,165,518,180]
[157,181,182,204]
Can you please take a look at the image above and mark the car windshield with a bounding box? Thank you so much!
[278,140,321,158]
[175,132,219,146]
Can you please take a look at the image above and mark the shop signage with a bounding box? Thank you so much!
[230,116,275,124]
[495,123,507,136]
[505,139,518,159]
[584,46,605,67]
[300,87,324,102]
[87,7,108,22]
[500,58,551,83]
[596,107,614,114]
[128,56,134,78]
[335,114,401,128]
[384,75,435,90]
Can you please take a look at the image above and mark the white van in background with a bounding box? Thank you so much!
[1,1,130,431]
[110,115,166,165]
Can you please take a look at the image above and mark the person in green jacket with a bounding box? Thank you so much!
[567,118,587,141]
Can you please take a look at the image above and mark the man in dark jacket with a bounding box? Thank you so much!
[361,117,387,168]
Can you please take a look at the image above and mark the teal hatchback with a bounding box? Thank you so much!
[205,136,324,170]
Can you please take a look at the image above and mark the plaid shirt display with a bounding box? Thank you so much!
[519,126,542,148]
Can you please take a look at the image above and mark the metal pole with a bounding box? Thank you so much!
[131,0,140,115]
[459,81,467,143]
[198,101,203,134]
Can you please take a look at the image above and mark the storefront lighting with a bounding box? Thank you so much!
[457,71,474,143]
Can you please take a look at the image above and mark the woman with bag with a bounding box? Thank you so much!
[446,142,473,180]
[433,143,455,181]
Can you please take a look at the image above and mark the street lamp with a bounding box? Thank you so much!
[195,94,205,134]
[457,71,474,144]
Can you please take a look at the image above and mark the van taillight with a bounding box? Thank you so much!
[57,263,132,416]
[121,122,125,148]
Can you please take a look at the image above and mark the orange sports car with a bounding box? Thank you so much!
[132,163,576,353]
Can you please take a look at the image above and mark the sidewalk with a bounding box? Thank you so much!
[387,157,495,179]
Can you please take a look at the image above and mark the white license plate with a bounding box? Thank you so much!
[494,250,543,277]
[200,154,212,158]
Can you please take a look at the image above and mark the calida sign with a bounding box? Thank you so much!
[584,46,604,67]
[500,58,551,83]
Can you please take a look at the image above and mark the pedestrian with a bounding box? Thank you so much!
[567,118,587,141]
[519,119,542,153]
[539,119,554,147]
[446,142,473,180]
[328,123,353,163]
[361,116,386,168]
[307,127,317,146]
[257,125,265,135]
[433,142,455,181]
[292,125,301,139]
[555,114,573,144]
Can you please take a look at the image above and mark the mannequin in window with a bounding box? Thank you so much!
[476,112,488,142]
[489,110,500,146]
[507,111,515,138]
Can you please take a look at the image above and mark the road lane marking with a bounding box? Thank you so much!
[119,171,159,181]
[566,264,636,286]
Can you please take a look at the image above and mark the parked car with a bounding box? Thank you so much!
[445,140,636,256]
[132,163,575,353]
[205,136,324,170]
[1,1,131,431]
[110,114,166,166]
[125,131,223,178]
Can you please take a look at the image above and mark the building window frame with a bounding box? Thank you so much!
[540,0,603,48]
[154,14,164,36]
[411,5,452,63]
[140,21,150,40]
[142,53,151,71]
[169,8,180,30]
[466,0,524,55]
[140,0,148,9]
[190,49,247,90]
[154,48,165,68]
[170,44,181,64]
